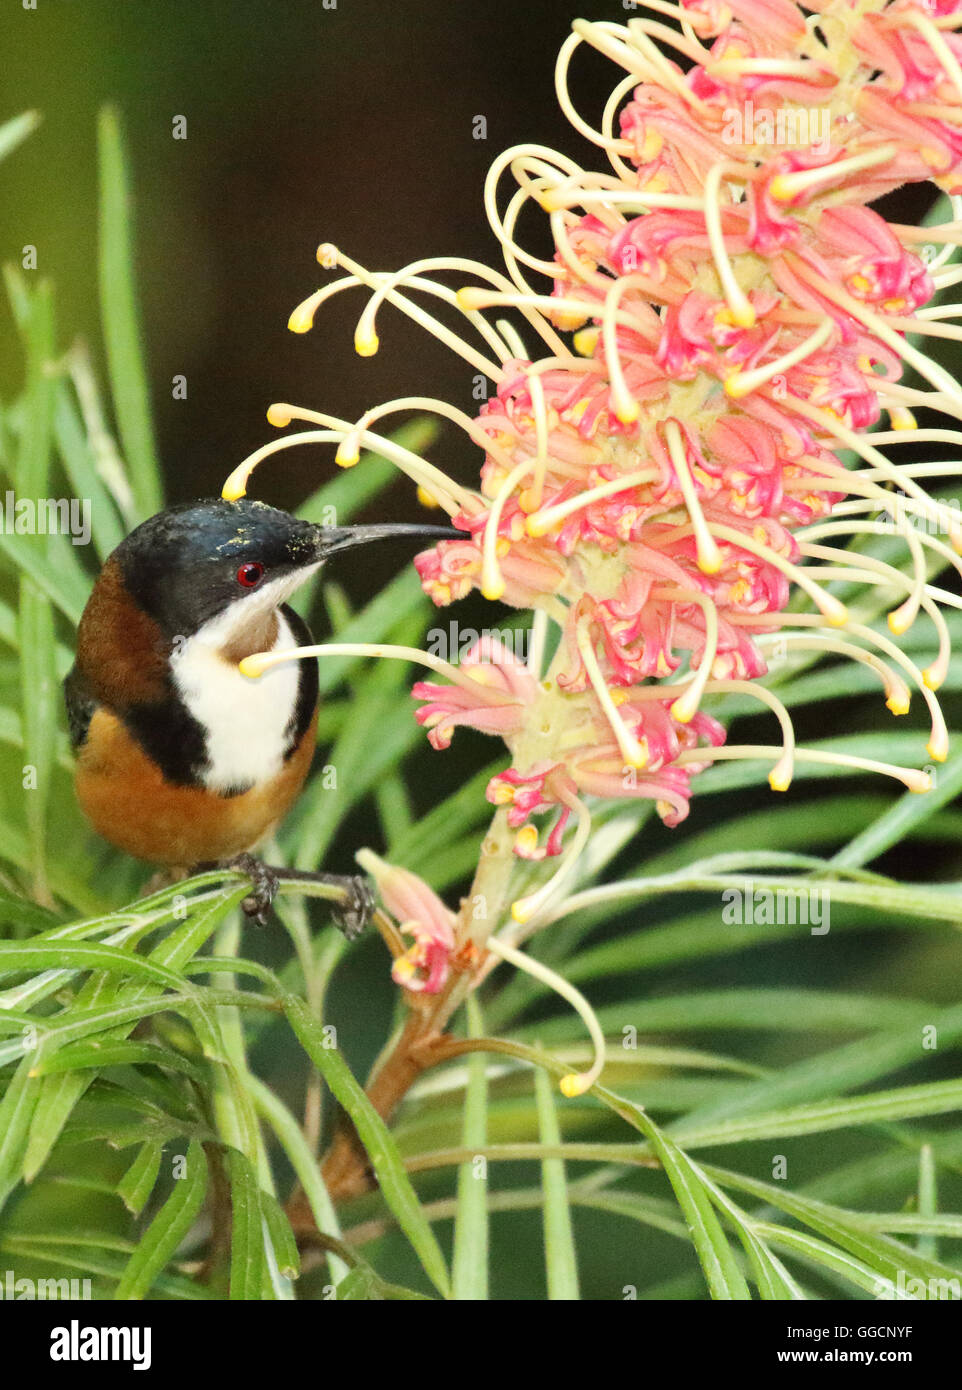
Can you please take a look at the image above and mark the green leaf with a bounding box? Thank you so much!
[706,1164,962,1294]
[753,1223,908,1300]
[260,1189,300,1281]
[0,1056,41,1212]
[674,1078,962,1149]
[228,1148,267,1300]
[117,1140,164,1215]
[917,1144,938,1262]
[245,1072,349,1288]
[15,581,56,904]
[336,1265,432,1301]
[97,106,162,519]
[114,1140,207,1299]
[31,1039,206,1082]
[672,1000,962,1135]
[283,993,451,1298]
[534,1060,580,1300]
[452,995,489,1301]
[831,751,962,870]
[693,1164,805,1300]
[618,1102,751,1300]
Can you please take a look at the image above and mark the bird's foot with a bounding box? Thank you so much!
[211,856,374,939]
[325,873,376,941]
[219,853,279,927]
[274,868,375,941]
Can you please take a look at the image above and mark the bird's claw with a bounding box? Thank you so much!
[211,856,373,938]
[231,854,280,926]
[329,874,376,941]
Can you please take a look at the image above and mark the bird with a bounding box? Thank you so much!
[64,496,455,935]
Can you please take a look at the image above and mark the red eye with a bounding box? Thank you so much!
[237,562,265,588]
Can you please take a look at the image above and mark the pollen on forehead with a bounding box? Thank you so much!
[215,526,260,553]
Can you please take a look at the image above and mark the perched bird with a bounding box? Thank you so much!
[64,497,454,934]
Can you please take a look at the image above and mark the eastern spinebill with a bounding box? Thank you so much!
[64,497,456,935]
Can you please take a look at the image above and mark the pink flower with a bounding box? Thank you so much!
[355,851,456,994]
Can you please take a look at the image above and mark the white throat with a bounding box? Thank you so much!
[170,572,315,793]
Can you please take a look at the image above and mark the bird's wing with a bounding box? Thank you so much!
[63,665,99,750]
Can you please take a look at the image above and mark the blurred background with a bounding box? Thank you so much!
[1,0,640,529]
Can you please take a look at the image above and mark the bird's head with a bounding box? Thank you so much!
[115,497,456,648]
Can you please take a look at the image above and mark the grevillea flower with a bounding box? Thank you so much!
[226,0,962,939]
[355,850,456,994]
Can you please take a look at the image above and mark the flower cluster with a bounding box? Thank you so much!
[225,0,962,951]
[408,0,961,859]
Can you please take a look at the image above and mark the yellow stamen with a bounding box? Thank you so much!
[481,458,533,600]
[318,244,505,381]
[485,925,605,1097]
[725,319,834,399]
[525,468,658,537]
[770,145,898,203]
[576,624,648,768]
[663,587,719,724]
[704,162,755,328]
[675,744,932,794]
[706,521,848,626]
[664,420,724,574]
[510,789,593,925]
[706,678,797,791]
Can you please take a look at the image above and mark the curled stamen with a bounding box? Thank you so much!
[602,274,653,423]
[510,787,593,928]
[707,678,796,791]
[674,744,932,794]
[770,146,899,203]
[725,319,835,399]
[483,142,587,285]
[222,429,341,502]
[456,285,652,338]
[576,623,649,768]
[481,458,534,600]
[664,421,724,574]
[354,255,570,360]
[333,395,518,476]
[497,319,551,512]
[526,468,659,536]
[704,162,756,329]
[753,608,949,763]
[484,928,605,1097]
[755,630,913,715]
[705,521,848,626]
[316,244,505,380]
[239,640,494,695]
[541,186,706,214]
[786,399,962,550]
[798,519,928,635]
[661,586,719,724]
[266,403,473,512]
